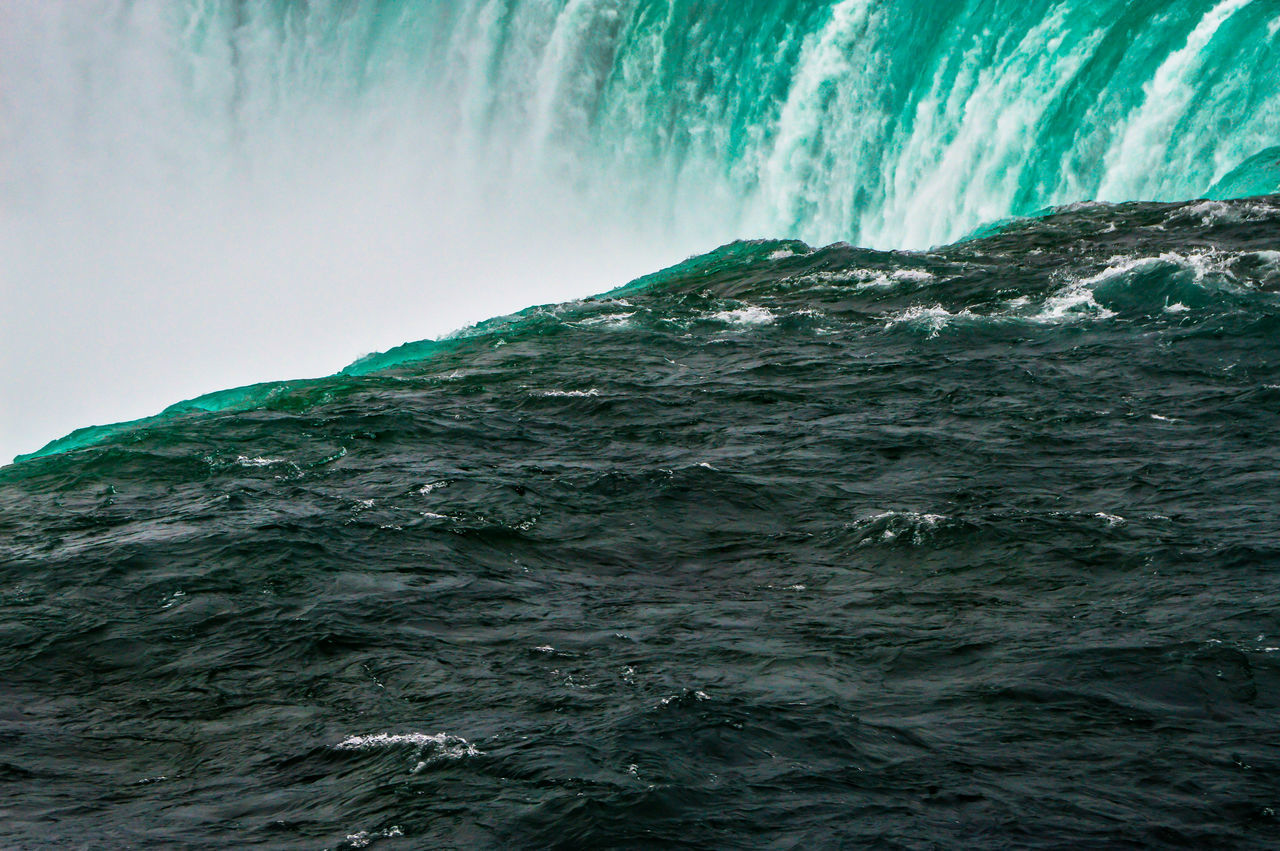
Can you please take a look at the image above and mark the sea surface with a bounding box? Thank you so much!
[3,197,1280,848]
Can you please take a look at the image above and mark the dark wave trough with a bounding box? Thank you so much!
[3,198,1280,848]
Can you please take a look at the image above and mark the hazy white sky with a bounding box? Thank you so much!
[1,180,674,464]
[0,2,703,464]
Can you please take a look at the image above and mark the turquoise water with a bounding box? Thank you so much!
[9,0,1280,251]
[5,196,1280,847]
[5,0,1279,461]
[4,4,1280,846]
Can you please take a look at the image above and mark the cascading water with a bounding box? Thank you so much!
[6,5,1280,846]
[12,1,1279,238]
[3,0,1279,460]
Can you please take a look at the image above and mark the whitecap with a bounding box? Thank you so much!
[578,312,636,328]
[534,388,600,398]
[1167,199,1279,227]
[1034,281,1116,322]
[657,690,710,707]
[884,304,974,337]
[344,826,404,848]
[892,268,936,282]
[710,306,776,325]
[235,455,287,467]
[790,267,934,290]
[847,511,950,545]
[336,732,481,763]
[1252,250,1280,269]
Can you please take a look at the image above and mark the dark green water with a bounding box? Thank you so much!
[3,197,1280,848]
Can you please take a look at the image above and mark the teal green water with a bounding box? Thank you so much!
[152,0,1280,248]
[6,5,1280,846]
[5,196,1280,847]
[13,0,1279,462]
[12,0,1278,254]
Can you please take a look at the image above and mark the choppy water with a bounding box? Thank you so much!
[4,197,1280,848]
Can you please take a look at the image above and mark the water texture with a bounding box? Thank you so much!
[6,0,1280,462]
[6,0,1280,250]
[3,197,1280,847]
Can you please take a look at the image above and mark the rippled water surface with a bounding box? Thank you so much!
[3,198,1280,848]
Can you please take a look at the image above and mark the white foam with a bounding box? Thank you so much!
[235,455,287,467]
[1032,250,1240,323]
[534,388,600,398]
[710,306,777,325]
[657,690,711,707]
[790,267,935,290]
[579,311,636,327]
[1252,250,1280,269]
[884,304,974,336]
[345,826,404,848]
[892,268,936,282]
[336,732,481,761]
[1038,249,1253,323]
[1033,281,1115,322]
[1169,199,1280,227]
[849,511,950,544]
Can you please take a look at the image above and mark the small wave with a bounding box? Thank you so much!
[883,305,975,336]
[1166,199,1280,227]
[1252,250,1280,269]
[235,455,287,467]
[1035,249,1259,322]
[533,388,601,398]
[1079,252,1231,287]
[1033,282,1116,322]
[790,267,935,289]
[336,732,482,768]
[577,311,636,328]
[892,269,937,283]
[710,306,777,325]
[846,511,952,545]
[343,826,404,849]
[657,689,711,707]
